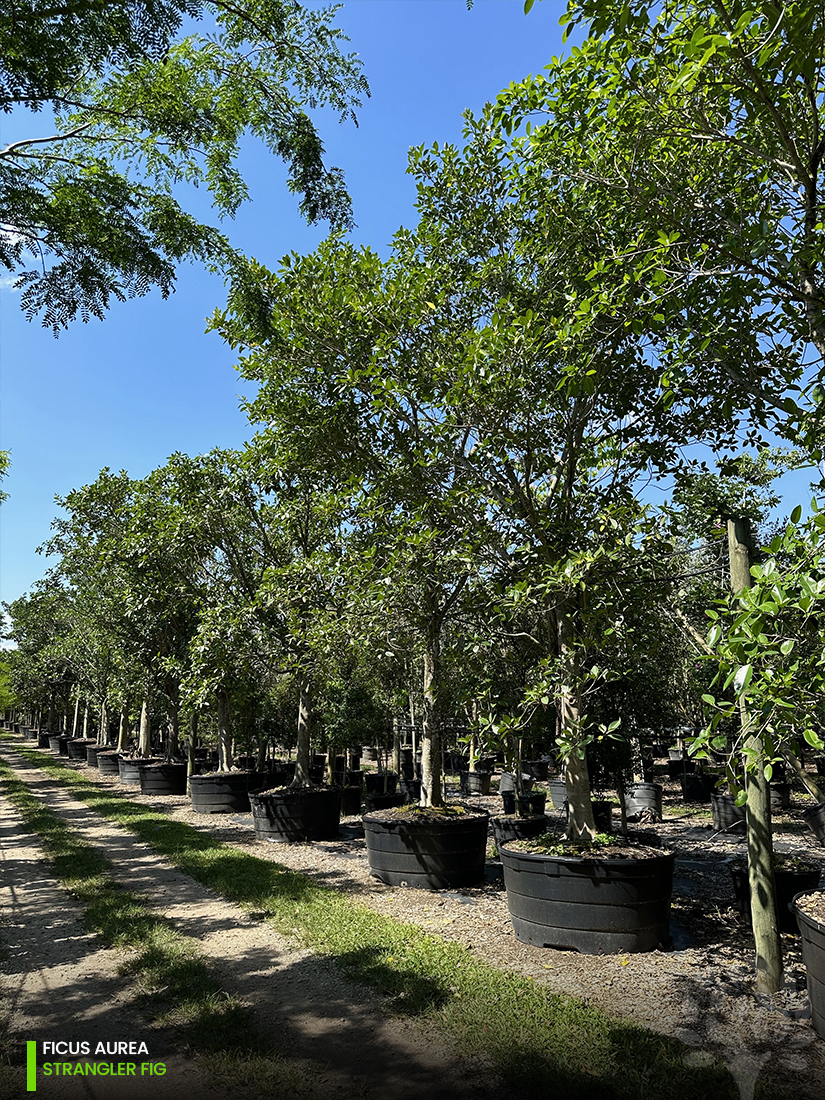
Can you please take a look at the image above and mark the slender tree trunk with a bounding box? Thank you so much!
[292,673,313,786]
[217,692,232,771]
[117,706,129,752]
[47,691,55,736]
[420,630,443,808]
[71,690,81,738]
[82,702,89,739]
[97,699,107,746]
[558,603,596,840]
[392,716,401,777]
[187,711,198,795]
[409,690,418,776]
[138,696,152,757]
[728,517,781,994]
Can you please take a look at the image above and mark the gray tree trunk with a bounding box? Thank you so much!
[292,673,313,786]
[217,692,232,771]
[117,706,129,752]
[138,696,152,756]
[558,604,595,840]
[420,639,443,808]
[728,516,782,993]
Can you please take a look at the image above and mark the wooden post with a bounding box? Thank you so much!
[727,516,782,993]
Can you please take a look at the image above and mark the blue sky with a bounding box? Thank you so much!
[0,0,817,608]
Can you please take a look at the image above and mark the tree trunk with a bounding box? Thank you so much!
[728,516,782,993]
[97,699,107,746]
[82,702,89,739]
[558,604,596,840]
[138,696,152,756]
[71,690,81,738]
[392,716,401,776]
[420,634,443,808]
[187,711,198,795]
[292,673,313,786]
[217,691,232,771]
[117,706,129,752]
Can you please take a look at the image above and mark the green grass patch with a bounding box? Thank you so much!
[2,739,748,1100]
[0,757,317,1097]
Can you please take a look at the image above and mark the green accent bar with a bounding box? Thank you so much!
[26,1041,36,1092]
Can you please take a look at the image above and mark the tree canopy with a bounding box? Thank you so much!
[0,0,369,332]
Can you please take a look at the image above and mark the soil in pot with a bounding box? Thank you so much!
[792,890,825,1040]
[363,805,489,890]
[499,837,675,954]
[365,792,406,812]
[189,770,267,814]
[250,787,341,842]
[492,813,547,855]
[730,862,821,935]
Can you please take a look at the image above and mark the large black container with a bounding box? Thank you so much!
[85,744,107,767]
[711,792,746,832]
[804,802,825,846]
[118,756,158,785]
[546,778,567,810]
[499,843,675,954]
[400,776,422,803]
[792,891,825,1040]
[250,788,341,841]
[364,772,398,795]
[499,772,533,795]
[681,773,715,803]
[492,813,546,854]
[365,792,406,812]
[523,760,549,781]
[363,809,489,889]
[339,785,362,816]
[37,732,51,749]
[139,762,187,796]
[592,800,613,833]
[624,782,664,821]
[48,735,69,756]
[769,782,791,812]
[189,771,267,814]
[730,865,821,934]
[67,738,96,761]
[460,770,491,796]
[96,751,121,776]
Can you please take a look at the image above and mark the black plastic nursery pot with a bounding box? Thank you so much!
[96,751,121,776]
[517,792,547,817]
[339,785,363,816]
[48,735,70,756]
[498,842,675,954]
[67,738,96,761]
[400,776,422,803]
[118,756,158,785]
[492,813,547,854]
[769,782,791,812]
[189,771,267,814]
[730,865,821,935]
[804,802,825,846]
[363,806,489,890]
[523,759,549,781]
[546,778,567,811]
[364,772,398,795]
[85,744,102,767]
[460,769,491,796]
[711,792,746,832]
[623,782,663,821]
[592,800,613,833]
[791,890,825,1040]
[37,732,51,749]
[250,787,341,842]
[499,772,533,795]
[139,762,187,796]
[680,773,715,803]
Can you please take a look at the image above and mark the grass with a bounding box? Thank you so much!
[0,737,752,1100]
[0,756,318,1097]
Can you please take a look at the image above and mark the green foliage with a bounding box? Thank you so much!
[700,506,825,766]
[1,1,368,331]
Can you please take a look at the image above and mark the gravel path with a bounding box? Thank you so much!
[0,743,512,1100]
[3,740,825,1099]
